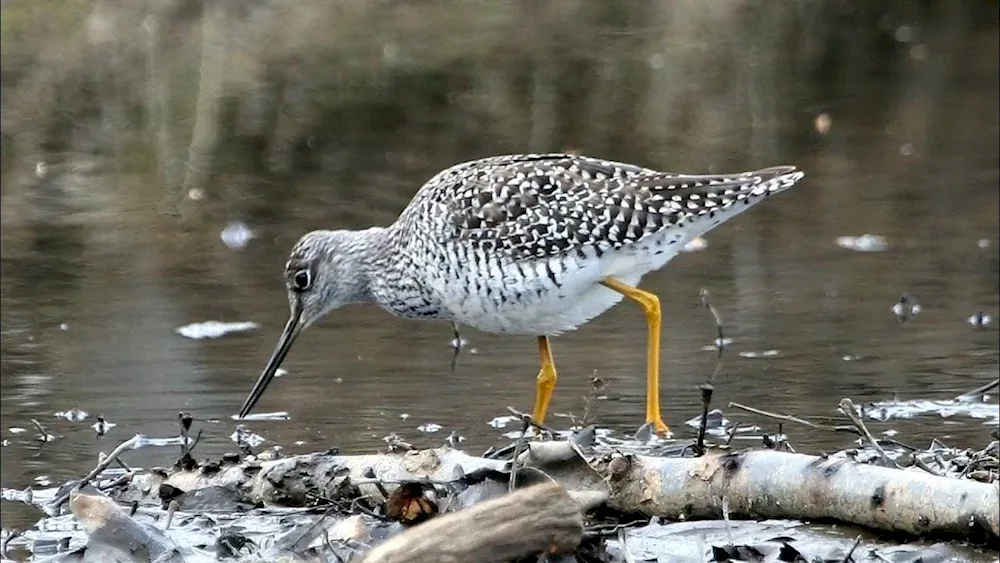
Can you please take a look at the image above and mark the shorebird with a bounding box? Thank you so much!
[237,153,805,435]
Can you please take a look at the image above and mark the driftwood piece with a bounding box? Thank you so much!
[69,490,184,562]
[360,482,592,563]
[580,444,1000,543]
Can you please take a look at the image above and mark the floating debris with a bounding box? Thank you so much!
[175,320,259,340]
[739,350,780,359]
[220,221,255,250]
[417,423,443,433]
[445,431,465,448]
[400,413,411,420]
[274,368,288,378]
[230,412,289,422]
[891,294,921,323]
[59,323,70,331]
[968,312,992,329]
[33,475,52,487]
[488,415,518,429]
[8,427,26,434]
[858,398,999,426]
[835,233,888,252]
[230,425,266,448]
[54,409,88,422]
[977,238,991,249]
[92,415,116,436]
[684,409,731,437]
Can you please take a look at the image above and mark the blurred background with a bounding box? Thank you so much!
[1,0,997,531]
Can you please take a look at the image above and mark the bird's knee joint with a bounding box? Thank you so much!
[537,366,558,385]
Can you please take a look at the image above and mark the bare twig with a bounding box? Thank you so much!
[838,398,899,469]
[579,373,607,427]
[164,499,179,530]
[505,406,559,435]
[700,288,726,352]
[841,534,862,562]
[729,402,859,435]
[50,434,141,509]
[724,422,741,447]
[695,384,714,456]
[509,414,531,492]
[956,378,999,401]
[30,419,56,442]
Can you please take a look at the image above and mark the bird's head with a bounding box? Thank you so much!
[237,229,378,419]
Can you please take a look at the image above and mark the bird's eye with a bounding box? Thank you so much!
[292,269,312,292]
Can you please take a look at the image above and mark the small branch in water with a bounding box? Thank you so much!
[50,434,141,510]
[505,406,559,435]
[700,288,726,351]
[728,402,859,436]
[838,398,899,469]
[724,422,741,447]
[30,419,57,442]
[579,373,607,428]
[956,378,999,401]
[694,384,714,456]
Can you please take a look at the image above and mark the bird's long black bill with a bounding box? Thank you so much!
[237,305,303,419]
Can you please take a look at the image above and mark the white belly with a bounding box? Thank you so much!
[442,229,686,335]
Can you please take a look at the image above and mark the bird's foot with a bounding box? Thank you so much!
[635,419,673,441]
[649,417,672,438]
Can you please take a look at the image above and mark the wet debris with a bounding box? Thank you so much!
[738,349,779,359]
[445,431,465,448]
[488,415,519,429]
[857,378,999,426]
[968,312,992,329]
[230,425,266,449]
[891,293,921,323]
[174,320,259,340]
[91,414,116,437]
[836,233,889,252]
[53,409,88,422]
[30,419,57,443]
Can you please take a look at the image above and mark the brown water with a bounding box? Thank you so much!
[1,2,998,536]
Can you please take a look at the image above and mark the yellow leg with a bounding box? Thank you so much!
[601,277,670,436]
[532,336,558,423]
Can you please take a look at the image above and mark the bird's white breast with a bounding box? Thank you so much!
[435,228,688,335]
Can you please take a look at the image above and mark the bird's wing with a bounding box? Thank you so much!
[430,153,802,260]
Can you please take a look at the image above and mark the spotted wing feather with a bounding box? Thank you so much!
[430,154,802,260]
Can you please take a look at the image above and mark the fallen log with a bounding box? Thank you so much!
[105,440,1000,546]
[68,490,185,562]
[360,482,601,563]
[529,442,998,543]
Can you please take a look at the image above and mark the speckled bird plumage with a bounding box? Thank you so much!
[281,153,805,336]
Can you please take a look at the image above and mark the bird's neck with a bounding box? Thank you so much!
[331,226,389,306]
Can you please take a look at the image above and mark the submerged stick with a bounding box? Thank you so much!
[839,398,899,469]
[956,378,999,400]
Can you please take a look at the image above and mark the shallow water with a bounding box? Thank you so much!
[2,4,999,537]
